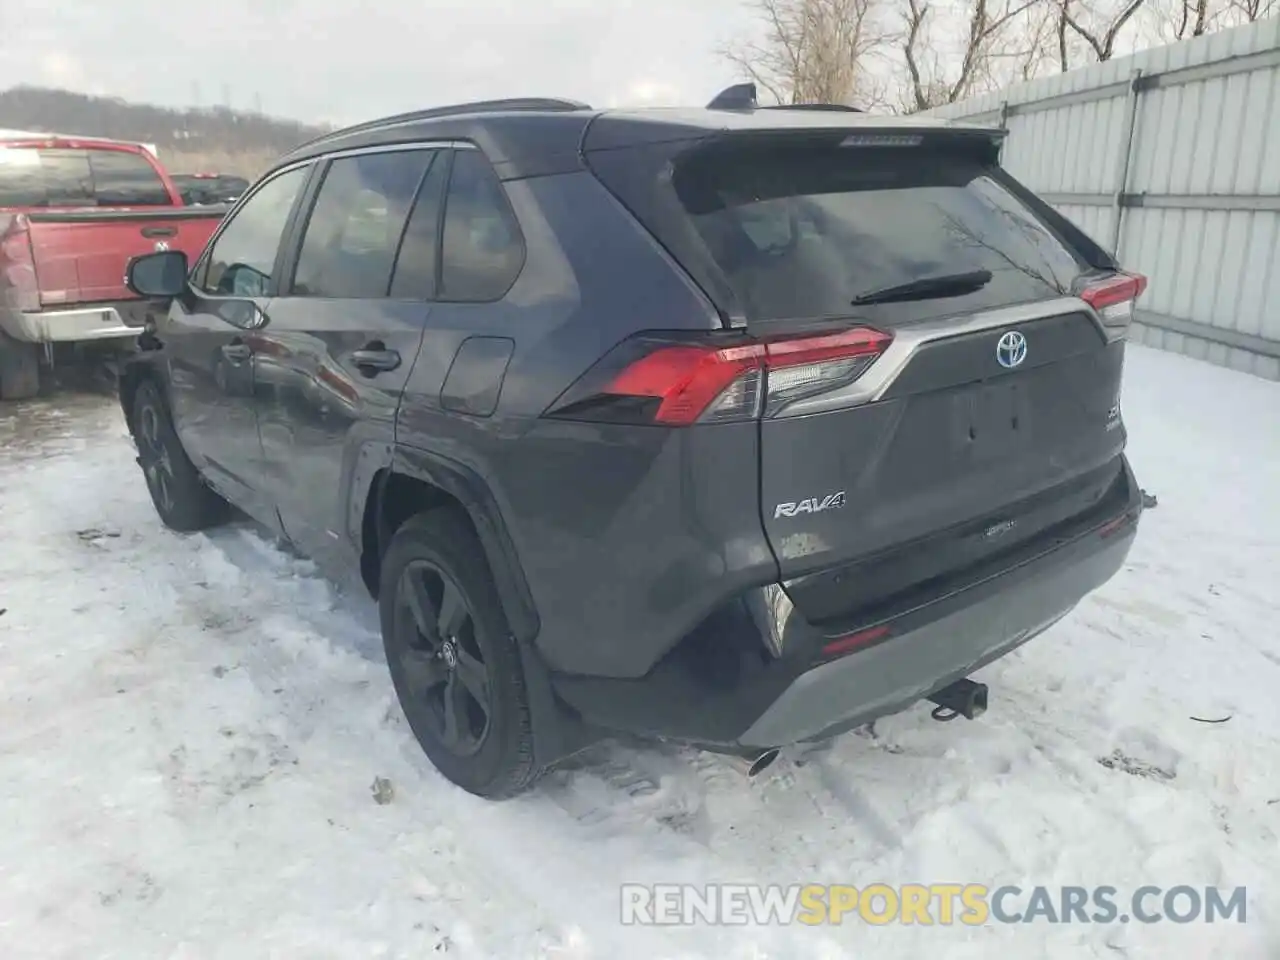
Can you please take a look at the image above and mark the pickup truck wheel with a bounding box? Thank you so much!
[0,331,40,401]
[379,508,538,800]
[132,380,229,532]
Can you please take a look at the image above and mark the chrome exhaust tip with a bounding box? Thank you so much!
[726,747,781,778]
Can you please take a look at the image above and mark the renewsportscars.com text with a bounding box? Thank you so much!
[620,883,1248,926]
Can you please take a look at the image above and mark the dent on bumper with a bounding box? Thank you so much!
[738,526,1135,747]
[0,306,140,343]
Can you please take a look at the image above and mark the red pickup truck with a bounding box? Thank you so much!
[0,136,226,399]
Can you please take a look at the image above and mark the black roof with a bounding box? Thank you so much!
[275,96,1000,182]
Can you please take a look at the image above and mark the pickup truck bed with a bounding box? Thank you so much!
[0,135,229,399]
[1,206,224,343]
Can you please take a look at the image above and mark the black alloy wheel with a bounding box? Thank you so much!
[394,560,493,756]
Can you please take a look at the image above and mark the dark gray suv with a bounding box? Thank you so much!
[120,89,1145,798]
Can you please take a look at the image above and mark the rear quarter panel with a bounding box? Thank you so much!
[394,169,778,678]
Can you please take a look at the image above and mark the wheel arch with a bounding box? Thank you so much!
[359,447,598,772]
[358,445,540,646]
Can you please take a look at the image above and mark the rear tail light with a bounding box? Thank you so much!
[0,216,40,313]
[546,327,892,426]
[1078,272,1147,342]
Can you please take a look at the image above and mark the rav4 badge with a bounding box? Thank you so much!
[774,492,847,519]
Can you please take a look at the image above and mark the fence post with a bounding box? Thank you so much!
[1109,69,1143,256]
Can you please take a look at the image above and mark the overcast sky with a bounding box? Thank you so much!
[0,0,758,125]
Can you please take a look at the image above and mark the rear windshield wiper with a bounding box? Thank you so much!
[852,269,993,306]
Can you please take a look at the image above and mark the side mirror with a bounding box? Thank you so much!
[126,250,189,298]
[215,299,267,330]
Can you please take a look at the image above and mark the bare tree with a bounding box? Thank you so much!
[900,0,1044,112]
[1059,0,1149,61]
[1229,0,1279,18]
[721,0,888,107]
[1148,0,1269,41]
[1057,1,1072,70]
[1002,1,1067,79]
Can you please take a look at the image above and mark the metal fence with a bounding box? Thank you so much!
[928,18,1280,381]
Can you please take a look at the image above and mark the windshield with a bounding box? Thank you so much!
[670,142,1086,324]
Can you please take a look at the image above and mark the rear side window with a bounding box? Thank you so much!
[0,147,94,207]
[389,152,450,300]
[89,150,170,205]
[600,139,1086,324]
[439,150,524,302]
[292,150,434,299]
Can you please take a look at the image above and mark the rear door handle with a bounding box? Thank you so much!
[221,342,252,362]
[351,348,401,374]
[141,225,178,238]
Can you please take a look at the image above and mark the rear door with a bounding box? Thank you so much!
[590,130,1135,623]
[255,146,444,574]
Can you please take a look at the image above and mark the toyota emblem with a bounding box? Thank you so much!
[996,330,1028,369]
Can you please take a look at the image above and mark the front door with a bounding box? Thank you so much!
[163,163,312,530]
[254,147,446,573]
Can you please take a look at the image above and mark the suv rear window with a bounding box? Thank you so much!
[594,138,1087,325]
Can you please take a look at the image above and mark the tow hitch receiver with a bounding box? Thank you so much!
[928,678,989,721]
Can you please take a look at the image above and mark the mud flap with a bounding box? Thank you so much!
[518,637,599,772]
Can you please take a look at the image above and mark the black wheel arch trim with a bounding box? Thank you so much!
[386,444,541,646]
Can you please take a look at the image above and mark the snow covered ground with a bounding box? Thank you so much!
[1,344,1277,960]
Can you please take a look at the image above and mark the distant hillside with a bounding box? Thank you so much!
[0,86,331,177]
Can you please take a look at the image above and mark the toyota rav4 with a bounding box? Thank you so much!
[119,88,1145,798]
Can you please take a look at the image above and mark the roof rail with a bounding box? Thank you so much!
[293,97,593,151]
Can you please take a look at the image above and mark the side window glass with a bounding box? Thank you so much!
[388,152,450,300]
[0,148,94,206]
[89,150,170,206]
[439,150,524,302]
[292,151,433,299]
[197,166,308,298]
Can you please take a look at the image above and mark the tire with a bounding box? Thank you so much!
[0,331,40,401]
[131,379,230,532]
[379,507,538,799]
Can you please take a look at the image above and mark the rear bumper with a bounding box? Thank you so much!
[739,522,1131,746]
[551,458,1142,748]
[0,302,149,343]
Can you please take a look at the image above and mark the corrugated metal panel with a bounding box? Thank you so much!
[928,19,1280,380]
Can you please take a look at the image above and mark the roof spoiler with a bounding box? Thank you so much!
[707,84,863,113]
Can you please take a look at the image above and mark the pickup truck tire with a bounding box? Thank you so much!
[0,331,40,401]
[379,508,539,800]
[132,380,230,532]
